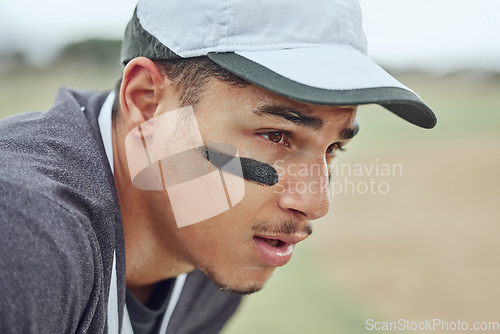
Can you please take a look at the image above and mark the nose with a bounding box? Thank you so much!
[277,158,331,220]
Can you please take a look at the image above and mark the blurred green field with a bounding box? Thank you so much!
[1,56,499,333]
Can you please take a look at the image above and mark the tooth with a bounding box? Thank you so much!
[265,239,279,247]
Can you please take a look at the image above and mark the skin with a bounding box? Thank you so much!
[112,57,358,303]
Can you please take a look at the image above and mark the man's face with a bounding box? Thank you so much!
[148,79,358,294]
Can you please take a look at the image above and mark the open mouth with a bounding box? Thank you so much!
[260,238,282,247]
[253,236,294,267]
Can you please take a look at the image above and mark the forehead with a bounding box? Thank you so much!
[200,79,357,125]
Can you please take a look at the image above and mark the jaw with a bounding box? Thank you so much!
[198,262,276,296]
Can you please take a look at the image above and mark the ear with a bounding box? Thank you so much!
[120,57,167,132]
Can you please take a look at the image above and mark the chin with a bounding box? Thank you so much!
[200,264,275,296]
[217,283,263,296]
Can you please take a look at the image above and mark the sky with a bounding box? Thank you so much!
[0,0,499,72]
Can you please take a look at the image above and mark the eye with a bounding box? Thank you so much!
[326,142,346,155]
[260,131,289,146]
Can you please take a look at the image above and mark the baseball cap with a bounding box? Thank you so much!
[121,0,437,129]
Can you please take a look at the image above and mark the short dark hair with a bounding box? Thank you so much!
[112,56,249,117]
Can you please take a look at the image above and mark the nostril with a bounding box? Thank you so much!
[285,208,309,221]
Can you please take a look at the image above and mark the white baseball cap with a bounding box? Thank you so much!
[121,0,437,128]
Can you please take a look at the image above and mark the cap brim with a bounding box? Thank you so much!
[208,46,437,129]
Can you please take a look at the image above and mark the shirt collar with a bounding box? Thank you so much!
[98,91,115,174]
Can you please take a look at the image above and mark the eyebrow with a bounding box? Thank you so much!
[253,105,325,130]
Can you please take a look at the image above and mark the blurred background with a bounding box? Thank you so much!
[1,0,499,333]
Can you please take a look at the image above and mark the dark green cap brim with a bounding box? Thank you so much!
[208,52,437,129]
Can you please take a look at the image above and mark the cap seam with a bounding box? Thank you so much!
[225,0,231,46]
[346,1,357,46]
[214,0,228,50]
[339,0,349,43]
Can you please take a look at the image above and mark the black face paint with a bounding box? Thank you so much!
[204,143,279,187]
[131,143,278,189]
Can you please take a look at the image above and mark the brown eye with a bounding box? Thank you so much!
[326,143,346,155]
[262,132,286,144]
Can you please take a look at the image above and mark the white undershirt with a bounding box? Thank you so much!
[97,92,187,334]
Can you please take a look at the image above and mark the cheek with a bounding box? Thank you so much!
[171,176,282,262]
[176,213,245,253]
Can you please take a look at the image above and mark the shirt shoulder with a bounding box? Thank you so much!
[0,88,116,333]
[0,177,105,333]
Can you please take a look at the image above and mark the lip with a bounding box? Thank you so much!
[253,233,308,267]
